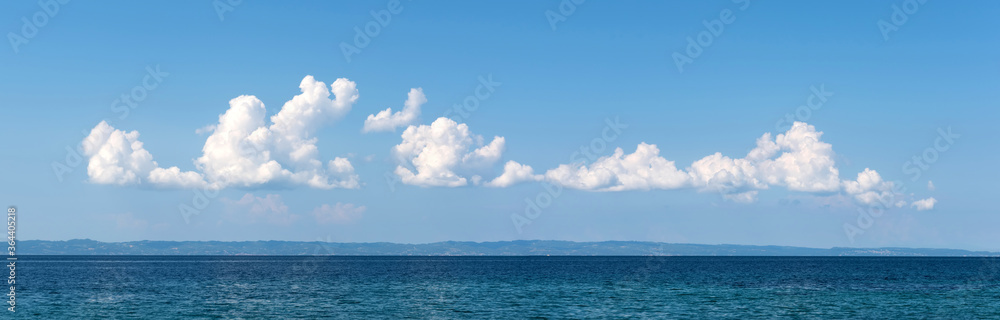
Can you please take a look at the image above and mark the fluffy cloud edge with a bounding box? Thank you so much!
[485,161,543,187]
[392,120,911,210]
[82,120,207,189]
[514,122,919,208]
[363,88,426,133]
[540,122,840,198]
[392,117,505,187]
[81,75,360,190]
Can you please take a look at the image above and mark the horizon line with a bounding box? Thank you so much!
[19,239,1000,254]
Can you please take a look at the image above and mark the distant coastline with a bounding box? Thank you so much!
[16,239,1000,256]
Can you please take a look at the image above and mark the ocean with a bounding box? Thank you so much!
[12,256,1000,318]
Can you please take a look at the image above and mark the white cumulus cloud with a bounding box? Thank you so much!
[363,88,426,132]
[393,117,505,187]
[684,122,843,199]
[753,122,841,193]
[540,122,869,203]
[543,122,840,198]
[82,121,206,188]
[485,161,543,187]
[193,75,360,189]
[148,167,209,189]
[81,75,360,190]
[544,142,689,191]
[842,168,898,206]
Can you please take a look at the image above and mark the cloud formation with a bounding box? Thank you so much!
[82,121,206,188]
[195,76,360,189]
[82,75,360,189]
[544,142,688,191]
[393,117,505,187]
[485,161,543,187]
[533,122,928,207]
[542,122,840,200]
[363,88,426,132]
[387,120,924,208]
[842,168,898,206]
[79,77,933,211]
[377,117,917,207]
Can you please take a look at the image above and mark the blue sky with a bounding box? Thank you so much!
[1,1,998,250]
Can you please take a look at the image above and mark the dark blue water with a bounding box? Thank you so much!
[11,256,1000,318]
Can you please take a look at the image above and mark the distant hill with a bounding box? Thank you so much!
[15,239,999,256]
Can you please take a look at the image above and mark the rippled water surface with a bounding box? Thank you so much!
[12,256,1000,318]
